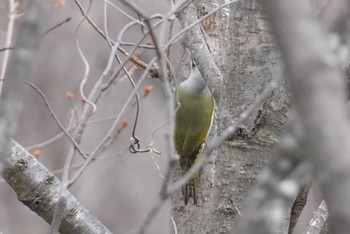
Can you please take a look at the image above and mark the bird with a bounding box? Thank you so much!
[174,62,215,205]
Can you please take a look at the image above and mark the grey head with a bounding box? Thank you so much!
[180,63,210,95]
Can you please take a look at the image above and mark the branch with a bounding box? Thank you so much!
[289,182,311,233]
[116,3,177,234]
[2,140,112,234]
[50,18,152,232]
[26,81,87,159]
[0,0,16,91]
[304,200,328,234]
[175,1,227,101]
[73,0,148,69]
[44,17,71,35]
[0,0,41,170]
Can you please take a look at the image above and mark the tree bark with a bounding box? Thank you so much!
[3,140,112,234]
[172,0,292,233]
[220,1,291,233]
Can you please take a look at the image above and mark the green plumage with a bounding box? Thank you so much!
[174,64,214,205]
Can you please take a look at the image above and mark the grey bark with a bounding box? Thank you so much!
[3,140,112,234]
[221,1,291,233]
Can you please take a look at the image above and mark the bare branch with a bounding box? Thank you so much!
[67,17,162,185]
[26,82,87,159]
[75,0,96,114]
[289,183,311,233]
[44,17,71,35]
[0,47,15,52]
[115,2,183,234]
[172,1,238,101]
[73,0,148,69]
[0,0,16,92]
[68,62,151,184]
[25,124,76,152]
[304,200,328,234]
[50,17,151,232]
[0,0,42,170]
[3,140,112,234]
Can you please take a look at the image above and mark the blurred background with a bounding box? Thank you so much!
[0,0,180,233]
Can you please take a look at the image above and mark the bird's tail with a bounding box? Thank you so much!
[182,170,201,205]
[180,144,203,205]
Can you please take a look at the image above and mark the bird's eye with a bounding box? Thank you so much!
[191,60,197,68]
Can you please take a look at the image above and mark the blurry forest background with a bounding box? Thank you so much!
[0,0,171,233]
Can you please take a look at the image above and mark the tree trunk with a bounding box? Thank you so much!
[172,0,293,233]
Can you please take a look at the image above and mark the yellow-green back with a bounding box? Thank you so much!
[175,86,214,164]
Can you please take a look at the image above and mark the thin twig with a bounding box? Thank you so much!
[166,19,175,63]
[50,146,129,176]
[25,125,76,151]
[0,146,128,186]
[67,14,166,186]
[75,0,96,114]
[26,81,87,159]
[44,17,71,35]
[120,42,155,49]
[104,0,143,154]
[170,216,178,234]
[0,0,16,94]
[68,48,157,186]
[49,1,126,230]
[63,15,161,191]
[101,0,137,21]
[0,0,42,167]
[85,92,148,126]
[149,153,165,179]
[73,0,148,69]
[48,5,95,230]
[0,47,15,52]
[26,109,76,151]
[118,4,178,234]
